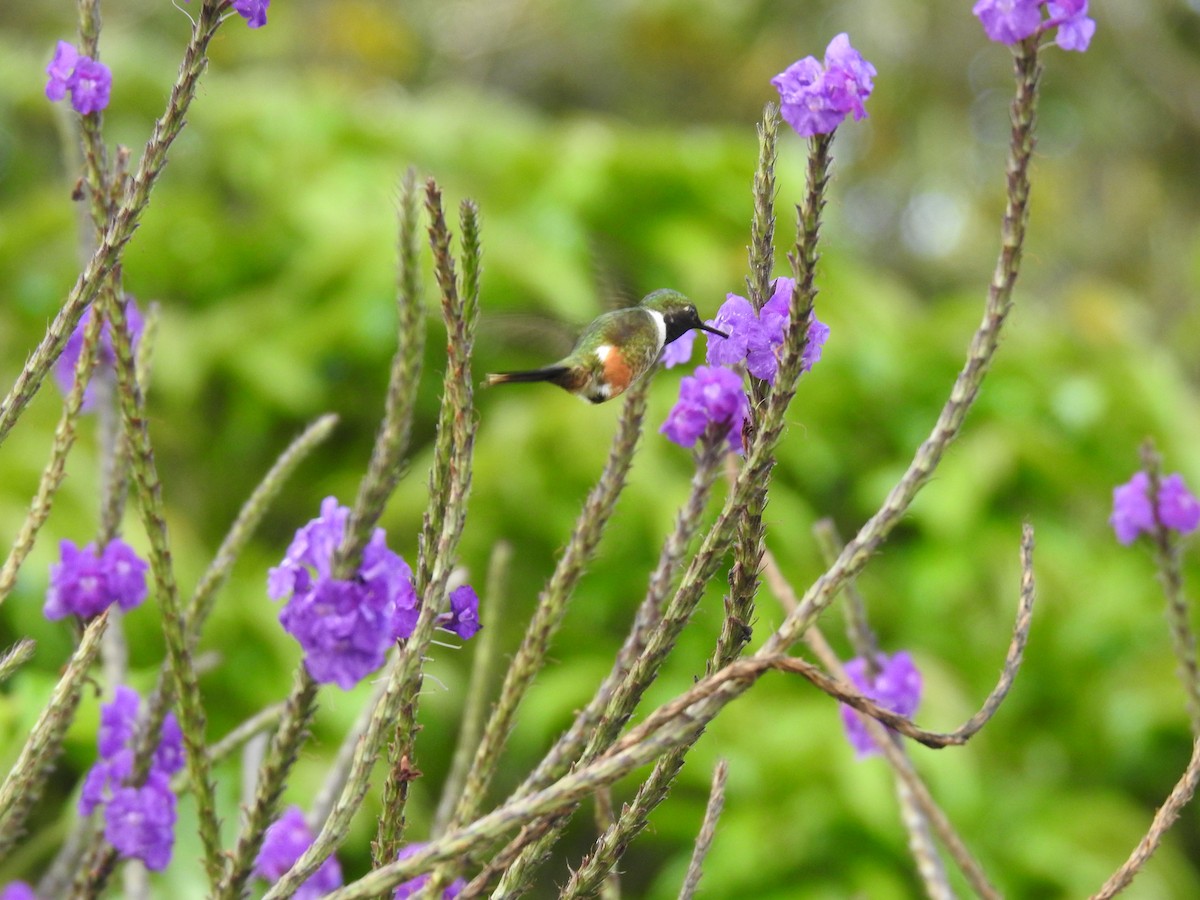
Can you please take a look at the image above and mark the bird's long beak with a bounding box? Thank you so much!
[698,323,729,339]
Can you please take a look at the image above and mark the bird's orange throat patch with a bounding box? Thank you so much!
[596,345,634,396]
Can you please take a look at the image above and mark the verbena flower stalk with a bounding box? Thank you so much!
[374,187,481,865]
[258,181,482,899]
[102,268,225,884]
[1136,441,1200,735]
[8,3,1200,898]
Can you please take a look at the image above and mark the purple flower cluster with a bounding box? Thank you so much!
[393,843,466,899]
[771,33,876,138]
[45,42,112,115]
[706,278,829,385]
[269,498,482,690]
[973,0,1095,51]
[0,883,36,900]
[79,687,183,871]
[44,538,149,621]
[54,298,144,411]
[269,498,419,689]
[1110,471,1200,545]
[661,366,750,452]
[838,651,923,758]
[254,806,343,899]
[660,278,829,453]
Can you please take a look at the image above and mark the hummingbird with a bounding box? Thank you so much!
[483,289,728,404]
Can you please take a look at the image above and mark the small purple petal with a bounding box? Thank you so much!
[442,585,482,640]
[802,317,830,373]
[45,41,79,102]
[659,329,695,369]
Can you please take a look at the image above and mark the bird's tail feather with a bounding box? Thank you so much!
[483,365,574,388]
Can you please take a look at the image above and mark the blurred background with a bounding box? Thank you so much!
[3,1,1200,897]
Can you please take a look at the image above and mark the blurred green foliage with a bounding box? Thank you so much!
[2,1,1200,897]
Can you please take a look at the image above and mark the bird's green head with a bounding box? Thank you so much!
[640,289,728,345]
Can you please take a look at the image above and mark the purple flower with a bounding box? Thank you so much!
[972,0,1043,44]
[80,688,183,870]
[44,538,149,621]
[103,772,176,871]
[394,843,466,899]
[270,498,419,689]
[1111,471,1200,545]
[705,279,828,385]
[255,806,344,899]
[45,41,79,101]
[772,33,876,137]
[0,883,36,900]
[661,365,750,452]
[439,585,482,640]
[839,651,923,758]
[1045,0,1095,51]
[44,42,112,115]
[68,57,113,115]
[659,329,695,369]
[232,0,270,27]
[54,298,144,411]
[103,539,152,606]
